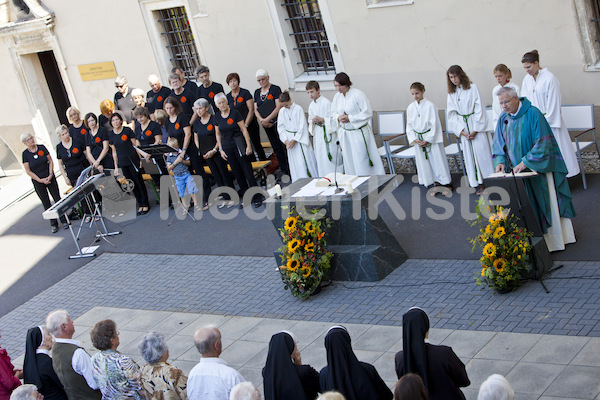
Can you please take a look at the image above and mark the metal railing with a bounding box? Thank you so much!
[156,7,200,79]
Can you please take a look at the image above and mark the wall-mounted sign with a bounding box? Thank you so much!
[77,61,117,82]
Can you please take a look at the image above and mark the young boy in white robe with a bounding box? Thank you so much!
[407,82,452,195]
[306,80,343,177]
[446,65,494,195]
[277,91,318,182]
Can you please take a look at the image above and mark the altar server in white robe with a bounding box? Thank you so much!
[277,91,318,182]
[446,65,494,194]
[521,49,580,178]
[331,72,386,176]
[407,82,452,192]
[491,64,520,128]
[306,80,343,176]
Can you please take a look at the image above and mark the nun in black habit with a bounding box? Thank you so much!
[320,326,392,400]
[262,331,320,400]
[23,327,67,400]
[394,308,470,400]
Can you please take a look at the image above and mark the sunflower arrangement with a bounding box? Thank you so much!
[278,209,333,299]
[471,198,532,293]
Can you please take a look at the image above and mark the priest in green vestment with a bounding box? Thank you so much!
[492,87,575,250]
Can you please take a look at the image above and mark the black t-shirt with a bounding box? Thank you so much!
[197,81,224,110]
[109,127,138,167]
[193,115,218,155]
[22,144,51,179]
[86,127,109,159]
[165,113,195,150]
[134,120,162,147]
[69,123,88,149]
[146,86,171,114]
[170,88,196,118]
[98,114,112,132]
[114,89,137,123]
[214,109,244,149]
[56,141,86,181]
[183,80,197,95]
[254,84,282,121]
[227,88,253,119]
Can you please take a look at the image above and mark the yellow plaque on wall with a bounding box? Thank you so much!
[77,62,117,81]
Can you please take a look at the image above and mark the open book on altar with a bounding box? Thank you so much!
[314,173,359,187]
[487,171,538,179]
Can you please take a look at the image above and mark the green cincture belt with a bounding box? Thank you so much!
[343,123,373,167]
[413,128,431,160]
[320,124,333,162]
[457,106,478,180]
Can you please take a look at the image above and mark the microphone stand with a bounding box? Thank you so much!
[333,140,344,194]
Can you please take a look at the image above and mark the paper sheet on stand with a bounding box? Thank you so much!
[291,177,369,198]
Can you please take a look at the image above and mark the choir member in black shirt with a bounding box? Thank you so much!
[98,99,115,132]
[55,125,86,187]
[108,112,150,215]
[85,113,114,170]
[114,75,137,124]
[195,65,224,113]
[263,331,320,400]
[66,106,89,150]
[193,98,234,205]
[253,69,289,175]
[171,67,197,96]
[146,74,171,117]
[214,93,262,208]
[169,73,196,119]
[21,133,65,232]
[395,308,470,400]
[133,107,162,147]
[227,72,266,161]
[320,326,392,400]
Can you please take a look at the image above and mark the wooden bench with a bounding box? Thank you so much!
[142,174,160,203]
[203,160,272,186]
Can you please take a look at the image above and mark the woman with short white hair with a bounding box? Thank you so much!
[138,332,188,399]
[477,374,514,400]
[8,384,40,400]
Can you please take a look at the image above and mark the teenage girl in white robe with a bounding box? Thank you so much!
[521,49,580,178]
[306,81,343,177]
[406,82,452,192]
[446,65,494,194]
[277,91,318,182]
[491,64,520,128]
[331,73,386,176]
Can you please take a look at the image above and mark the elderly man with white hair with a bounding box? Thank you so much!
[229,382,260,400]
[45,310,100,400]
[187,326,245,400]
[147,74,171,117]
[10,384,42,400]
[477,374,514,400]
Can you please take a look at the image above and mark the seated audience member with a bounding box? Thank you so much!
[229,382,261,400]
[23,327,67,400]
[263,331,319,400]
[0,328,22,400]
[9,385,40,400]
[90,319,145,400]
[395,307,469,400]
[114,75,137,124]
[316,392,345,400]
[147,74,171,117]
[393,373,428,400]
[188,326,245,400]
[320,326,392,400]
[45,309,101,400]
[477,374,514,400]
[138,331,188,400]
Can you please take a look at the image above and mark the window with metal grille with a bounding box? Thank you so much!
[155,7,201,80]
[281,0,335,74]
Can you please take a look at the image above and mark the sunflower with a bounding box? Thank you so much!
[485,224,494,235]
[317,232,325,240]
[302,266,312,277]
[483,243,496,258]
[488,214,499,225]
[288,239,300,253]
[493,258,506,273]
[481,266,487,276]
[493,227,506,239]
[304,242,315,252]
[284,216,298,231]
[287,258,300,271]
[305,221,316,234]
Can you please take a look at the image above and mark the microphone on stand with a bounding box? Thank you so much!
[333,140,343,193]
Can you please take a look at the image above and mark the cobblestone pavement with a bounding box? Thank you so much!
[2,253,600,357]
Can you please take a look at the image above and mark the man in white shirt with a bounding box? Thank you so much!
[46,309,101,400]
[188,326,245,400]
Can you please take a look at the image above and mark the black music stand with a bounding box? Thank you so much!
[485,172,554,285]
[140,144,177,175]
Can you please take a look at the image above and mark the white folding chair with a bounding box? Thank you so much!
[442,109,466,177]
[375,111,407,174]
[562,104,599,189]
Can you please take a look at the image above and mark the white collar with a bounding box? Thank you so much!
[36,349,50,355]
[54,338,82,346]
[510,101,522,116]
[199,357,227,365]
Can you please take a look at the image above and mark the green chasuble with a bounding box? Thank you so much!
[492,97,576,233]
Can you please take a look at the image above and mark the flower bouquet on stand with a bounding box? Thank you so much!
[278,208,333,300]
[471,198,532,293]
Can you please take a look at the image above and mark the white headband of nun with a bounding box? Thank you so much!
[279,330,296,343]
[326,325,348,335]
